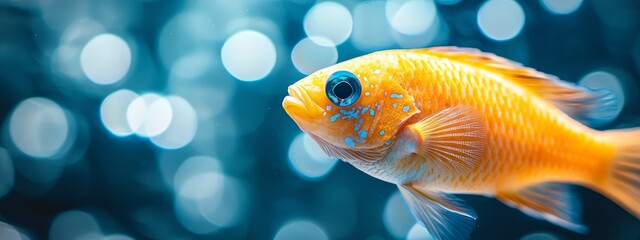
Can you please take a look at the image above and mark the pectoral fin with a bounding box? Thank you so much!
[496,183,587,233]
[405,106,486,175]
[398,184,477,240]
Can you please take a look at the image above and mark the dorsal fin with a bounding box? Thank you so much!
[418,47,619,126]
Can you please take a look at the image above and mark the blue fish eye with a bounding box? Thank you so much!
[325,70,361,107]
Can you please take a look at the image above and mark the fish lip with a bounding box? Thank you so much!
[283,85,323,118]
[283,95,308,118]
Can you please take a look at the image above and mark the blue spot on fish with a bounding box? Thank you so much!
[358,130,368,139]
[385,141,392,145]
[379,130,385,135]
[330,113,341,122]
[393,103,397,108]
[369,109,375,116]
[361,107,368,114]
[403,105,410,112]
[326,106,332,111]
[390,93,403,99]
[340,108,359,119]
[365,91,370,96]
[345,137,355,147]
[354,118,364,131]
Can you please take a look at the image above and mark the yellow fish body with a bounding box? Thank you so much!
[282,47,640,239]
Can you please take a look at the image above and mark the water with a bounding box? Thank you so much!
[0,0,638,239]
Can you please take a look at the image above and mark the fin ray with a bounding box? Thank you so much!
[398,184,477,240]
[600,128,640,219]
[496,182,587,233]
[421,47,619,126]
[407,106,486,175]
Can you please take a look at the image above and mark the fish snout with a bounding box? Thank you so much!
[283,85,323,118]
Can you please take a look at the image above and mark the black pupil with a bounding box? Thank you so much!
[333,81,353,99]
[325,70,360,107]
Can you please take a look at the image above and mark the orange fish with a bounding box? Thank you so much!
[282,47,640,239]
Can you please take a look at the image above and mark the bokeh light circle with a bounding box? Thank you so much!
[436,0,462,5]
[126,94,173,137]
[291,37,338,75]
[0,149,14,198]
[49,210,102,240]
[0,222,21,240]
[102,234,135,240]
[520,232,559,240]
[540,0,583,15]
[174,194,220,235]
[9,98,69,158]
[406,223,431,240]
[273,220,328,240]
[126,94,154,136]
[383,191,416,238]
[172,156,223,234]
[386,0,438,35]
[101,89,138,136]
[173,156,222,196]
[172,156,246,234]
[80,34,131,85]
[182,1,248,42]
[178,172,224,202]
[392,14,449,48]
[352,1,395,51]
[477,0,525,41]
[302,134,331,162]
[633,36,640,72]
[51,19,106,81]
[288,133,338,180]
[144,97,173,136]
[578,70,625,125]
[170,52,214,80]
[221,30,276,81]
[157,12,213,70]
[150,96,198,149]
[199,176,245,227]
[303,1,353,45]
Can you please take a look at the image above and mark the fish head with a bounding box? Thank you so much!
[283,52,420,160]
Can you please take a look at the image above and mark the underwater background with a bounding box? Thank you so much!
[0,0,639,239]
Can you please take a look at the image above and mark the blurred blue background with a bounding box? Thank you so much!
[0,0,639,239]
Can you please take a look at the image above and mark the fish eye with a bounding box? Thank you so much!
[325,70,361,107]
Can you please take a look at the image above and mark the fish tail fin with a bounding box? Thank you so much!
[600,128,640,219]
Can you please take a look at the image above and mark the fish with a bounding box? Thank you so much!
[282,47,640,239]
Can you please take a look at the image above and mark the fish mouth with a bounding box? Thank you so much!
[283,85,323,118]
